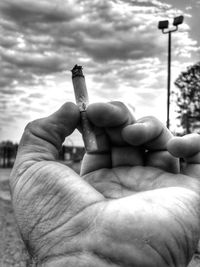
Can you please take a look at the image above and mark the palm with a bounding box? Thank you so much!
[83,165,196,198]
[12,162,199,266]
[82,166,200,266]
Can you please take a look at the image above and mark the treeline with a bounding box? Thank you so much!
[0,141,18,168]
[0,141,85,168]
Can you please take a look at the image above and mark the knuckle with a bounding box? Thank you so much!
[24,119,43,134]
[25,120,36,132]
[138,116,160,123]
[109,100,126,109]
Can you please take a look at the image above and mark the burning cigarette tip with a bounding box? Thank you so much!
[71,64,84,78]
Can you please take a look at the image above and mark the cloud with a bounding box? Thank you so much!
[0,87,25,96]
[0,0,196,87]
[29,93,44,98]
[0,0,199,142]
[1,49,66,74]
[20,97,32,105]
[0,0,78,24]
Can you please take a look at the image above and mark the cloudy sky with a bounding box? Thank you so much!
[0,0,200,146]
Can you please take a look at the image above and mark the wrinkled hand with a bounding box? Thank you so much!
[10,102,200,267]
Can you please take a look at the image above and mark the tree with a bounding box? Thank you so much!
[0,141,18,167]
[174,62,200,134]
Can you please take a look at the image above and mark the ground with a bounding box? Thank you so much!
[0,167,200,267]
[0,168,33,266]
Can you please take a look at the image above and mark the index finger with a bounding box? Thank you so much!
[87,101,136,145]
[80,102,136,175]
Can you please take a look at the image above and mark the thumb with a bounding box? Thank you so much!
[10,102,80,188]
[10,101,103,214]
[10,102,103,204]
[14,102,80,166]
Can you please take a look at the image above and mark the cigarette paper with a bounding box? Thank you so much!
[71,64,98,153]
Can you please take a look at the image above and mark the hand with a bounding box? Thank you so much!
[10,102,200,267]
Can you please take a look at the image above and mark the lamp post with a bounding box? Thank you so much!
[158,15,184,129]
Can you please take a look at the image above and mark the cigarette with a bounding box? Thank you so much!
[71,64,98,153]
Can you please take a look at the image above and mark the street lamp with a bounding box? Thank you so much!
[158,15,184,129]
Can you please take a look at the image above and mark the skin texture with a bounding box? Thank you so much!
[10,101,200,267]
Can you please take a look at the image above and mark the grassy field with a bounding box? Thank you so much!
[0,168,32,266]
[0,167,200,266]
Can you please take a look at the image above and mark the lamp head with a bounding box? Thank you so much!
[158,20,169,30]
[173,15,184,26]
